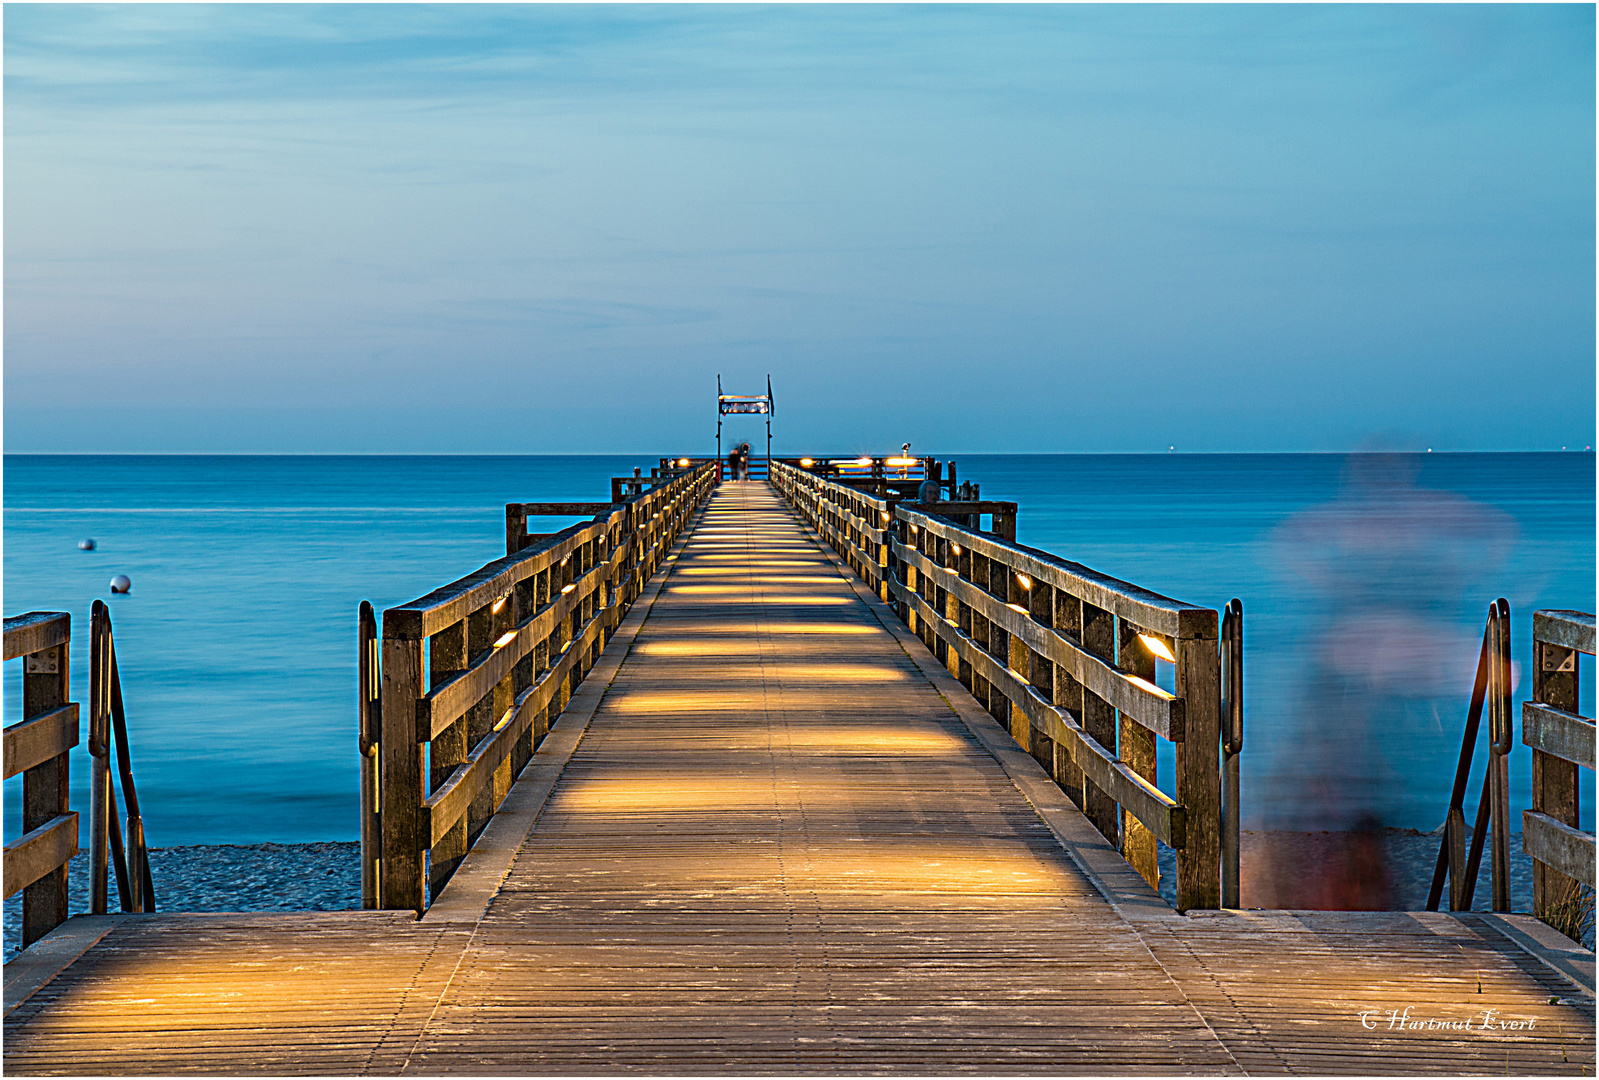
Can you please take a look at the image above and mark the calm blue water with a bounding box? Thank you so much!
[4,453,1593,846]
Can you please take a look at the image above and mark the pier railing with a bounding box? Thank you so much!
[365,460,717,910]
[3,612,80,947]
[772,460,1229,911]
[1523,609,1595,930]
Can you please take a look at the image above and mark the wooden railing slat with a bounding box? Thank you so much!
[897,581,1185,847]
[425,606,613,845]
[3,612,71,662]
[2,812,79,899]
[388,513,627,640]
[3,704,80,781]
[1522,810,1596,888]
[897,506,1215,640]
[1533,609,1596,656]
[1521,702,1596,771]
[895,543,1184,740]
[420,551,621,738]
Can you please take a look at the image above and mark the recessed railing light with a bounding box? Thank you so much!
[1138,633,1177,662]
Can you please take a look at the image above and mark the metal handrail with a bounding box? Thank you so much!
[1220,598,1243,908]
[90,599,156,914]
[1426,598,1510,913]
[358,600,380,910]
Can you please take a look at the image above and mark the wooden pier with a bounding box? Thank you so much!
[4,470,1594,1075]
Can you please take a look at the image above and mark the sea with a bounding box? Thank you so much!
[4,453,1594,850]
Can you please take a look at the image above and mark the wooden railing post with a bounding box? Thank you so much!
[380,614,425,912]
[1533,627,1578,918]
[1050,591,1085,808]
[1118,619,1159,890]
[358,602,381,910]
[1079,602,1120,846]
[429,617,468,894]
[1526,609,1594,929]
[89,603,112,915]
[24,629,70,945]
[4,612,79,947]
[1175,617,1221,911]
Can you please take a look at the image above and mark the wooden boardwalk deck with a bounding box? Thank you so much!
[4,483,1594,1075]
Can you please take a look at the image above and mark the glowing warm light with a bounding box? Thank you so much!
[493,706,514,731]
[680,572,840,584]
[800,458,815,467]
[494,630,518,648]
[668,587,851,604]
[777,665,907,682]
[1123,674,1176,700]
[1138,633,1177,663]
[635,642,752,657]
[607,692,768,714]
[744,727,966,752]
[951,544,961,555]
[854,456,874,466]
[678,458,690,467]
[1015,574,1031,590]
[561,583,577,594]
[491,596,508,614]
[645,622,878,636]
[686,558,820,566]
[884,457,918,467]
[691,544,815,551]
[1007,603,1029,615]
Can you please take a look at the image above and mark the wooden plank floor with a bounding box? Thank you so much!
[4,482,1593,1075]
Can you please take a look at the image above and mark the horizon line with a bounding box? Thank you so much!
[4,448,1594,458]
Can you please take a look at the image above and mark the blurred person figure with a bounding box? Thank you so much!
[1251,450,1514,909]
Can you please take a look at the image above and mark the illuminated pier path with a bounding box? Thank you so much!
[4,484,1592,1075]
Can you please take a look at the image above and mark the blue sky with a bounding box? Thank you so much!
[5,4,1593,453]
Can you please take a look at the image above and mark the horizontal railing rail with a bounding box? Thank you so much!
[772,459,1227,910]
[367,460,718,911]
[1524,608,1594,933]
[3,611,79,948]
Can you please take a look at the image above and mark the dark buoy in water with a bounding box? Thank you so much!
[110,574,132,594]
[79,538,97,551]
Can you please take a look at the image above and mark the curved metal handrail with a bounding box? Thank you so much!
[90,599,156,914]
